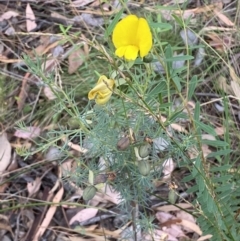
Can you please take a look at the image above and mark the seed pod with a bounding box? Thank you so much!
[68,117,80,129]
[83,186,97,201]
[143,54,153,63]
[138,143,151,158]
[117,136,130,150]
[138,160,150,176]
[168,189,178,204]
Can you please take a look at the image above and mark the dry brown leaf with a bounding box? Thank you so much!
[27,177,42,197]
[68,48,85,74]
[176,211,195,222]
[34,38,61,57]
[17,72,30,111]
[215,126,225,136]
[26,3,37,32]
[25,186,54,241]
[83,183,122,207]
[61,159,73,176]
[35,36,51,55]
[69,237,96,241]
[0,55,8,62]
[89,0,102,7]
[188,146,199,159]
[14,126,41,139]
[144,229,178,241]
[0,44,3,55]
[201,135,214,157]
[0,222,14,238]
[69,208,98,225]
[230,81,240,99]
[0,56,21,63]
[21,209,35,239]
[217,75,233,94]
[179,219,202,235]
[62,136,88,154]
[197,234,213,241]
[51,11,70,22]
[88,193,104,206]
[88,197,100,208]
[161,8,195,21]
[6,152,17,172]
[201,26,235,33]
[173,0,188,3]
[33,186,64,240]
[162,158,176,180]
[205,33,234,53]
[0,214,10,223]
[5,26,15,36]
[0,10,19,21]
[71,0,95,7]
[202,134,215,141]
[42,58,58,73]
[83,227,121,240]
[176,211,196,232]
[0,182,9,193]
[206,33,226,52]
[186,100,195,110]
[11,141,32,151]
[213,9,234,27]
[44,86,57,100]
[155,211,200,238]
[154,203,193,212]
[50,179,62,194]
[0,216,13,239]
[156,211,175,224]
[166,3,222,22]
[0,133,12,173]
[162,225,186,239]
[64,196,83,209]
[84,225,98,231]
[229,66,240,85]
[159,116,188,133]
[41,59,59,100]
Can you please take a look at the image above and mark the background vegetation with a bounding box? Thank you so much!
[0,0,240,241]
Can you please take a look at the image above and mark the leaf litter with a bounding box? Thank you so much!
[0,0,239,241]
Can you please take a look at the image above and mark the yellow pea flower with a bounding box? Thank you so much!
[88,75,115,105]
[112,15,152,61]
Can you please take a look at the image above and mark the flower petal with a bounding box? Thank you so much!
[95,93,112,105]
[88,89,97,100]
[112,15,152,60]
[124,45,139,60]
[115,45,139,60]
[112,15,139,48]
[88,75,115,105]
[136,18,152,58]
[88,82,108,100]
[115,46,127,58]
[97,75,108,84]
[97,76,115,90]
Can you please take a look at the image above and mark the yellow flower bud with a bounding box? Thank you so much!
[88,75,115,105]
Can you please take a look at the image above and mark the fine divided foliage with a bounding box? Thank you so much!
[2,1,240,241]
